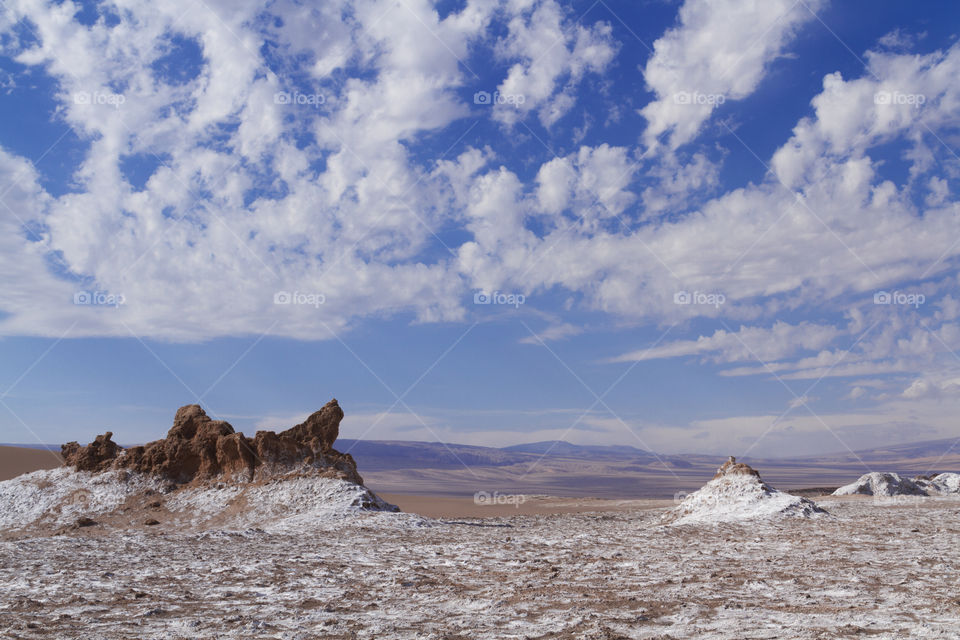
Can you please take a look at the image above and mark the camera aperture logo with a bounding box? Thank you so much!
[473,290,526,308]
[74,290,126,308]
[474,491,526,508]
[673,290,725,308]
[473,90,526,107]
[274,291,325,308]
[874,290,924,308]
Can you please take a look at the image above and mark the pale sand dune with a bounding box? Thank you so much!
[0,445,61,482]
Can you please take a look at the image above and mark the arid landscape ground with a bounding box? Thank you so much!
[2,433,960,639]
[2,482,960,639]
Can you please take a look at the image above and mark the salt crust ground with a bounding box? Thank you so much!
[2,470,960,638]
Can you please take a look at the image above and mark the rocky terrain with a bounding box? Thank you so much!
[2,493,960,638]
[2,416,960,638]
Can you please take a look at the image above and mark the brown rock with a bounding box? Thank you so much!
[61,399,363,486]
[61,433,121,472]
[281,399,344,452]
[713,455,762,480]
[216,432,258,481]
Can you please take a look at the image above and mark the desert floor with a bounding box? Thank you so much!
[2,494,960,639]
[0,446,61,482]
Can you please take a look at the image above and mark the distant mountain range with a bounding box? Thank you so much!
[5,436,959,498]
[501,440,657,458]
[6,436,959,466]
[333,438,664,471]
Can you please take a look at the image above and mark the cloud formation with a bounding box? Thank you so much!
[1,0,959,445]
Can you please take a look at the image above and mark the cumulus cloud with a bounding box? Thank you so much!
[639,0,823,150]
[0,0,959,404]
[772,44,960,188]
[492,0,616,127]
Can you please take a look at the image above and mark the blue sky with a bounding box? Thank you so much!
[1,0,959,457]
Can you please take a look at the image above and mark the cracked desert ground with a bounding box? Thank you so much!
[3,494,960,639]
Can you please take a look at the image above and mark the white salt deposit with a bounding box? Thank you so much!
[165,475,401,531]
[0,467,398,534]
[833,472,951,497]
[0,467,167,530]
[665,459,826,525]
[928,472,960,494]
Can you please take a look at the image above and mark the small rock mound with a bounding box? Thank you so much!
[834,471,960,497]
[665,457,828,525]
[61,399,361,486]
[832,472,927,497]
[928,472,960,494]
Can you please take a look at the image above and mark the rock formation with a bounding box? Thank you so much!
[833,471,960,496]
[665,456,827,525]
[61,399,363,486]
[712,455,760,480]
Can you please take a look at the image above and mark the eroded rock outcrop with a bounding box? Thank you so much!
[61,399,363,486]
[712,456,761,480]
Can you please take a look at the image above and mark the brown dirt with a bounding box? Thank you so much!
[0,445,61,481]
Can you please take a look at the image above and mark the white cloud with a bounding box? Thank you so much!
[640,151,720,216]
[518,322,582,344]
[640,0,822,150]
[609,321,841,364]
[1,0,960,392]
[492,0,616,127]
[533,144,637,218]
[772,45,960,189]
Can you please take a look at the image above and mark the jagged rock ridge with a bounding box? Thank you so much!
[61,399,363,486]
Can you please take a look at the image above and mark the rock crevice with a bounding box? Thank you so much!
[61,399,363,486]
